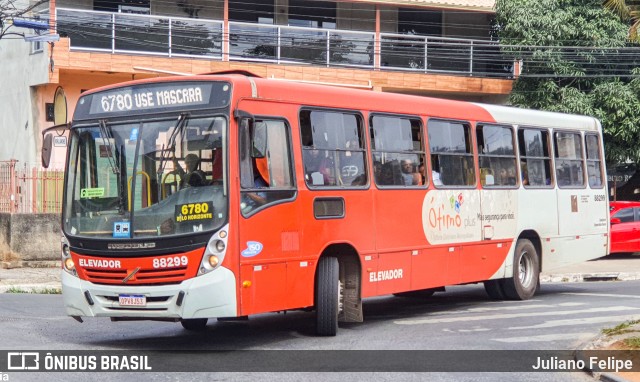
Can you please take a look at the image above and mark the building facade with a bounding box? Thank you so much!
[1,0,514,168]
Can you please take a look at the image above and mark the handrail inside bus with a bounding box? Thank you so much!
[127,171,152,211]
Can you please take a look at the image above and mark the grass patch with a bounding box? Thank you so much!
[4,286,61,294]
[602,319,640,336]
[623,337,640,349]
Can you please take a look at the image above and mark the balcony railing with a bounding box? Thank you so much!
[54,8,513,78]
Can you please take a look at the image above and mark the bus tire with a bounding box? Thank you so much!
[180,318,208,331]
[502,239,539,300]
[483,279,506,300]
[315,256,340,336]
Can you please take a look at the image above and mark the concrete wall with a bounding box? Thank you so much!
[0,0,51,167]
[0,213,60,267]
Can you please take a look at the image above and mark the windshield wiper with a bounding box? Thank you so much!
[158,113,189,176]
[98,119,120,174]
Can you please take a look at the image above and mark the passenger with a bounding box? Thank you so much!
[174,153,206,187]
[400,159,421,186]
[304,149,335,186]
[242,159,268,212]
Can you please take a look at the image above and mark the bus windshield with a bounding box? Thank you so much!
[63,115,228,239]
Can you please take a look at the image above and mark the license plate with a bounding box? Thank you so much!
[118,294,146,306]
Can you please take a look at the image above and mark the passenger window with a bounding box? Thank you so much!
[554,132,585,188]
[477,124,517,187]
[300,110,366,187]
[428,119,474,187]
[239,119,295,216]
[585,134,604,188]
[518,128,553,188]
[370,115,424,187]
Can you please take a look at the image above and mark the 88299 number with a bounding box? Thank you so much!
[152,256,188,269]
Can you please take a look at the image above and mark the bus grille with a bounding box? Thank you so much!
[84,267,189,285]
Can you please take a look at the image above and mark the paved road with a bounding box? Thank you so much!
[2,280,640,381]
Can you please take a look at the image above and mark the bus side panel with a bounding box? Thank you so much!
[549,188,608,270]
[373,189,434,294]
[238,202,303,316]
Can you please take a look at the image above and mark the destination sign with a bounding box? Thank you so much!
[73,81,231,120]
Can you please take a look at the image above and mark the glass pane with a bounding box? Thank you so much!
[479,125,514,156]
[434,154,474,186]
[556,159,584,187]
[521,129,544,157]
[303,149,338,186]
[371,116,414,151]
[479,157,517,187]
[428,120,470,154]
[373,153,422,186]
[58,10,113,50]
[380,35,425,70]
[588,161,603,188]
[586,134,601,159]
[307,111,358,150]
[114,14,168,53]
[280,28,327,64]
[329,32,374,66]
[427,38,471,73]
[171,19,222,57]
[556,132,582,160]
[229,23,277,60]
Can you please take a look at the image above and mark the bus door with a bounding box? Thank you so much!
[553,131,608,267]
[475,124,521,282]
[236,112,304,316]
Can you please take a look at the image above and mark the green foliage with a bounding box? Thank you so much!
[495,0,640,164]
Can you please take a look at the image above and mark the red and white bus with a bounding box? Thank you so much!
[43,71,609,336]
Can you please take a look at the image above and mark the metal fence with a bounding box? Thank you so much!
[53,8,514,78]
[0,160,64,214]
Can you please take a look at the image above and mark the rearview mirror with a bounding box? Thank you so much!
[252,122,267,158]
[41,123,70,168]
[610,217,622,225]
[42,133,53,168]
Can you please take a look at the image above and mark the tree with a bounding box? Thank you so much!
[603,0,640,41]
[495,0,640,164]
[0,0,49,41]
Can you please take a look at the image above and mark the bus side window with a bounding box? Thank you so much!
[518,128,553,188]
[240,119,295,216]
[300,109,367,188]
[554,131,584,188]
[585,133,604,188]
[477,124,517,188]
[370,115,424,187]
[427,119,475,187]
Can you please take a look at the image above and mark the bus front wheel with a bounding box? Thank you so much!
[502,239,539,300]
[315,256,340,336]
[181,318,208,331]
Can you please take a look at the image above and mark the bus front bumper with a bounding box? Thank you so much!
[62,267,237,320]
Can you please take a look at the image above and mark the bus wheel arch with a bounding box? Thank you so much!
[314,244,363,336]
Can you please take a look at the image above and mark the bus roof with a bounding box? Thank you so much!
[79,72,600,132]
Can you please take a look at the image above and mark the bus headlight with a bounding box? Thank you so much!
[61,237,77,277]
[198,224,229,276]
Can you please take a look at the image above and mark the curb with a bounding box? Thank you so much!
[541,272,640,283]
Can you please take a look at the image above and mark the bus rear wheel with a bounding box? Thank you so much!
[315,256,340,336]
[181,318,208,331]
[502,239,539,300]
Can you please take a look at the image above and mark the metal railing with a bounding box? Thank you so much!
[0,160,64,214]
[53,8,513,77]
